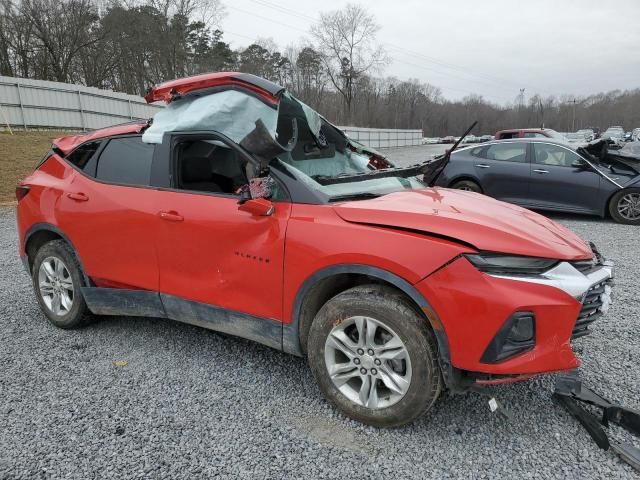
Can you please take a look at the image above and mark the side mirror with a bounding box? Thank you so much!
[238,197,275,216]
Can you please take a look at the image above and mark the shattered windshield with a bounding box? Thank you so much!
[142,85,421,201]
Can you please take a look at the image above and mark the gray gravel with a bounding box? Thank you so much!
[1,149,639,478]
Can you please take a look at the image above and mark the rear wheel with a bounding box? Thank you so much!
[307,285,442,427]
[609,188,640,225]
[32,240,91,328]
[450,179,482,193]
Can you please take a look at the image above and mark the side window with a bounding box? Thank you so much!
[66,141,101,171]
[470,146,488,158]
[96,137,155,186]
[485,143,527,163]
[499,132,518,139]
[533,143,581,167]
[524,132,546,138]
[175,139,248,195]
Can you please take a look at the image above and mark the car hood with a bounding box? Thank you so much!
[332,188,592,260]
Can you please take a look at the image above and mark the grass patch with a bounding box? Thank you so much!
[0,131,71,203]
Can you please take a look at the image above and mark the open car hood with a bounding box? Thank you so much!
[332,189,592,260]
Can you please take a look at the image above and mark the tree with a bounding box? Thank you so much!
[311,3,387,124]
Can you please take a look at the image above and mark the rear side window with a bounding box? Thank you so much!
[524,132,546,138]
[485,143,527,163]
[66,141,101,170]
[498,131,518,139]
[96,137,155,186]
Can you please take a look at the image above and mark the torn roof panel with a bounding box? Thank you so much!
[144,72,284,105]
[141,89,279,145]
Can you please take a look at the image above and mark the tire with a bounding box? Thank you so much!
[31,239,91,329]
[450,179,482,193]
[307,284,443,427]
[609,188,640,225]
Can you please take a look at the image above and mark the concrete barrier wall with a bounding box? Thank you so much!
[0,76,162,131]
[338,126,423,148]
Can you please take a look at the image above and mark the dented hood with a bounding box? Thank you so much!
[332,189,592,260]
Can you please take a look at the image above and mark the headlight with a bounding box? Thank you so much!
[465,253,558,275]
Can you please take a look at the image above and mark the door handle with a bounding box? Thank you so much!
[67,192,89,202]
[533,169,549,174]
[475,164,490,168]
[158,210,184,222]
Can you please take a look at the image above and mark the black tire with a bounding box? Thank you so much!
[31,239,91,329]
[307,284,442,427]
[609,188,640,225]
[450,179,482,193]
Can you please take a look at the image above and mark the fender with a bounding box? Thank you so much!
[23,223,91,285]
[283,264,455,387]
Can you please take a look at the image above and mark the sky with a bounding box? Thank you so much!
[220,0,640,105]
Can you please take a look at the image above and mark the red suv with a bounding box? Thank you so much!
[495,128,566,140]
[16,73,614,427]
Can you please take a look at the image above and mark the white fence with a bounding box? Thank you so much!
[0,76,162,131]
[0,76,423,147]
[338,126,423,148]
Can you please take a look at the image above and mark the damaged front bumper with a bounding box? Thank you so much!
[416,244,614,380]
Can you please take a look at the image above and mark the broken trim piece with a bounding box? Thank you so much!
[553,370,640,471]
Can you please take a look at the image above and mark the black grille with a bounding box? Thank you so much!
[572,280,610,339]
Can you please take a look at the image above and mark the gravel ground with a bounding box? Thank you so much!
[1,147,639,478]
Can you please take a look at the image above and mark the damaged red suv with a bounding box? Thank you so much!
[16,73,614,426]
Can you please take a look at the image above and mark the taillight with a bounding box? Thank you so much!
[15,185,31,202]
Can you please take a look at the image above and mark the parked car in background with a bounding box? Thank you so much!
[586,127,601,138]
[462,134,477,143]
[602,126,625,144]
[632,128,640,141]
[577,129,595,142]
[478,135,493,142]
[15,71,619,428]
[440,136,455,144]
[422,137,440,145]
[566,132,589,145]
[494,128,567,141]
[429,138,640,224]
[624,132,633,142]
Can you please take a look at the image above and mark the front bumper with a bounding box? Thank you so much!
[416,253,614,376]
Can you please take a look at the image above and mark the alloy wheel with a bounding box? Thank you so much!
[38,256,74,316]
[324,316,412,409]
[617,193,640,221]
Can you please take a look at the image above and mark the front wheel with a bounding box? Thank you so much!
[307,285,442,427]
[609,188,640,225]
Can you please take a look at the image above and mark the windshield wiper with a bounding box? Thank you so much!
[314,121,478,187]
[328,192,382,202]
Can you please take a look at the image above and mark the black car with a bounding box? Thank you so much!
[432,138,640,224]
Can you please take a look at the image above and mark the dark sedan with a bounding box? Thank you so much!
[432,138,640,224]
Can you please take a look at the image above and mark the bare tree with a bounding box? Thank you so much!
[311,3,387,124]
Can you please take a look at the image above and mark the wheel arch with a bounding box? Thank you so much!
[605,185,640,219]
[283,264,455,386]
[24,223,90,284]
[448,175,483,192]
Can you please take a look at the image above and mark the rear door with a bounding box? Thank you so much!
[527,142,602,213]
[57,135,161,290]
[469,142,531,203]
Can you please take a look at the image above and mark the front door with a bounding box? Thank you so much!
[154,133,291,323]
[528,142,602,213]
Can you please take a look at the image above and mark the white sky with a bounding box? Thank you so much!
[220,0,640,105]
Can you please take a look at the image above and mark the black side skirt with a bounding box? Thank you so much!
[81,287,282,351]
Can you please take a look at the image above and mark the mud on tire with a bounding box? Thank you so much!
[307,284,442,427]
